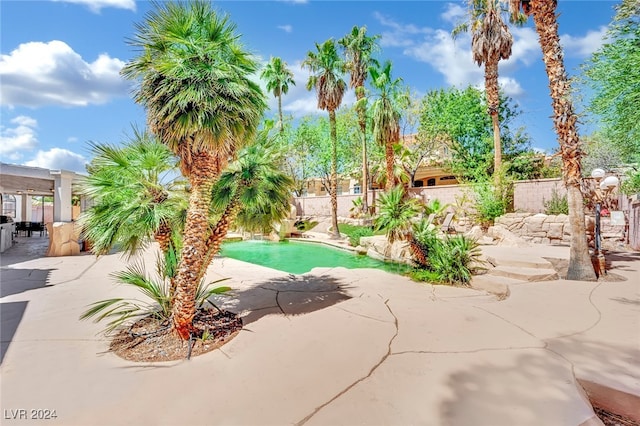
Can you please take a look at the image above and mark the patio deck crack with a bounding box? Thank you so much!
[295,297,398,425]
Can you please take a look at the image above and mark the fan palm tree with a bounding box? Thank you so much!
[509,0,596,281]
[79,129,187,258]
[198,128,294,285]
[302,39,347,239]
[80,125,293,336]
[121,1,266,339]
[453,0,520,174]
[375,185,420,244]
[339,26,380,214]
[369,61,404,191]
[260,56,296,134]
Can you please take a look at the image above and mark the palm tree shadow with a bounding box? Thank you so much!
[215,273,353,326]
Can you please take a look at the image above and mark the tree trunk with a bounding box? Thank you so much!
[385,139,395,192]
[356,86,369,214]
[278,94,284,134]
[531,0,596,281]
[485,58,502,174]
[196,198,241,286]
[172,150,219,340]
[329,109,341,239]
[409,236,428,268]
[154,219,172,254]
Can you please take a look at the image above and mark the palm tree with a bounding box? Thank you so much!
[79,129,187,258]
[302,39,347,239]
[198,127,294,285]
[369,61,404,191]
[261,56,296,134]
[375,185,420,244]
[80,125,293,337]
[339,26,380,214]
[121,1,266,339]
[453,0,519,174]
[509,0,596,281]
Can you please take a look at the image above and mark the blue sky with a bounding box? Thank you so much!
[1,0,617,173]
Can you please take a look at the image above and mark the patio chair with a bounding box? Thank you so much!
[30,222,45,237]
[440,212,457,234]
[425,213,436,225]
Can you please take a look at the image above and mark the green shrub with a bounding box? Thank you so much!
[543,187,569,215]
[621,170,640,195]
[348,227,374,246]
[409,232,483,286]
[340,223,376,246]
[473,182,507,228]
[409,268,441,283]
[429,235,483,285]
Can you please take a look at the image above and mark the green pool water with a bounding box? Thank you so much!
[220,240,407,275]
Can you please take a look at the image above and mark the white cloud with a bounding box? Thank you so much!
[0,40,129,108]
[497,77,524,97]
[507,27,541,67]
[441,3,466,25]
[378,13,535,100]
[405,29,482,88]
[374,11,433,48]
[67,136,79,143]
[277,0,308,3]
[561,26,608,57]
[25,148,88,173]
[51,0,136,13]
[0,116,39,161]
[277,25,293,33]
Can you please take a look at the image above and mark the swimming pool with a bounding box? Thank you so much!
[220,240,407,275]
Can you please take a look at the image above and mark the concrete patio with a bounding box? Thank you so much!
[1,235,639,425]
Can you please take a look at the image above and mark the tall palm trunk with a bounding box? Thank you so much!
[278,94,284,134]
[485,58,502,173]
[172,151,219,339]
[531,0,596,281]
[384,139,395,191]
[356,87,369,214]
[329,110,340,239]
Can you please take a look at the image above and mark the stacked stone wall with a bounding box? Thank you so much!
[494,213,625,246]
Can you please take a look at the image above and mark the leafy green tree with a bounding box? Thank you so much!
[583,0,640,197]
[339,26,380,214]
[453,0,524,173]
[583,0,640,163]
[418,86,529,180]
[394,139,438,188]
[261,56,296,134]
[302,39,347,239]
[581,132,624,176]
[120,1,266,339]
